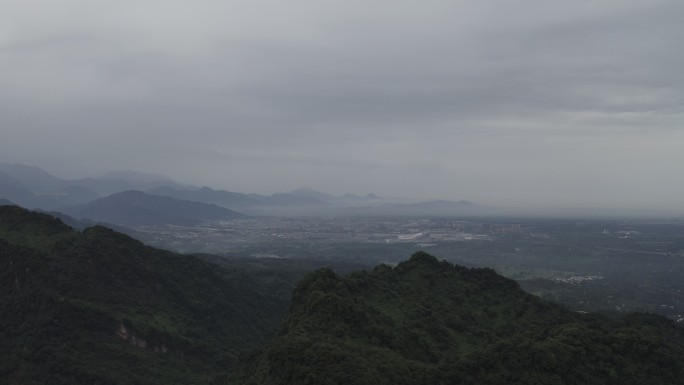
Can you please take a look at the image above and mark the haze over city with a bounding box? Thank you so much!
[2,0,682,213]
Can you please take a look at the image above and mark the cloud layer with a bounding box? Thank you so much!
[1,0,682,211]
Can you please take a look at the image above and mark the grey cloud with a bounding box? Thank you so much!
[1,0,683,211]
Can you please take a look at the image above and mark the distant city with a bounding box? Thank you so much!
[3,161,684,323]
[135,217,495,248]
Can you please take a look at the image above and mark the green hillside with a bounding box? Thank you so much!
[3,205,684,385]
[234,252,684,385]
[0,206,285,384]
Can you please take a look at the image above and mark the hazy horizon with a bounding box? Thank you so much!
[2,0,682,212]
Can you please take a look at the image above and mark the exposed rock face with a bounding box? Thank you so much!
[116,323,170,353]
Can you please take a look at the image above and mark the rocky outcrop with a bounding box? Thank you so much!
[116,323,168,353]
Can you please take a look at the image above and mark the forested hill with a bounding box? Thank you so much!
[0,205,286,384]
[3,205,684,385]
[234,252,684,385]
[62,190,246,227]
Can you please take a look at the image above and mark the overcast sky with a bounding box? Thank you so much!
[1,0,682,211]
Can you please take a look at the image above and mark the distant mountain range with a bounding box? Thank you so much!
[61,190,245,227]
[0,162,489,219]
[149,185,488,216]
[0,162,193,210]
[96,170,180,185]
[289,186,386,205]
[147,185,332,215]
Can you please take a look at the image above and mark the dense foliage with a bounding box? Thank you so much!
[234,252,684,385]
[3,205,684,384]
[0,206,286,384]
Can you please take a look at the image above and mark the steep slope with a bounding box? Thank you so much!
[64,190,246,226]
[0,206,286,384]
[234,252,684,385]
[0,205,75,251]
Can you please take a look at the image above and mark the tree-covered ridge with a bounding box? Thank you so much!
[0,206,287,384]
[0,205,75,250]
[3,206,684,384]
[235,252,684,385]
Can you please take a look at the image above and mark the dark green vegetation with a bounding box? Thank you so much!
[0,205,283,384]
[3,206,684,384]
[235,252,684,385]
[62,190,245,226]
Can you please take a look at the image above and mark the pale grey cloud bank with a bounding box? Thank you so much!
[1,0,682,212]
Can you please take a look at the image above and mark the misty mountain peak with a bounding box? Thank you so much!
[289,187,335,201]
[97,170,174,184]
